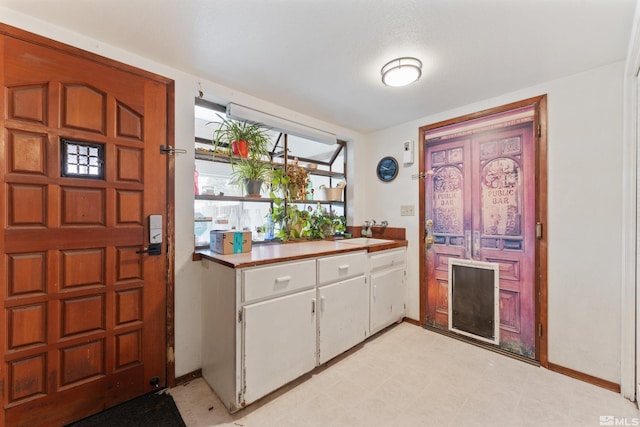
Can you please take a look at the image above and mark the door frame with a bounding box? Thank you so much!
[0,23,177,389]
[418,95,548,366]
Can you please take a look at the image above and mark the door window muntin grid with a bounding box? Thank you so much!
[61,138,104,179]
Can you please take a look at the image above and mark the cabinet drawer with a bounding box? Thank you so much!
[317,251,367,285]
[242,259,316,303]
[370,248,406,271]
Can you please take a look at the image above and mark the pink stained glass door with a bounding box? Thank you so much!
[425,114,536,358]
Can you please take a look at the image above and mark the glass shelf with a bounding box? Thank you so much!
[195,195,274,203]
[290,199,344,205]
[194,100,346,248]
[195,150,345,180]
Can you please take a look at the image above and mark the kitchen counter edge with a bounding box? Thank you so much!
[194,239,408,269]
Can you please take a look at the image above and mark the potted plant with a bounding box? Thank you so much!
[270,201,311,241]
[230,160,272,196]
[305,204,346,239]
[211,115,272,196]
[212,115,271,160]
[268,165,312,240]
[282,159,309,201]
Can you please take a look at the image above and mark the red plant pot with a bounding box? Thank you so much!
[231,140,250,158]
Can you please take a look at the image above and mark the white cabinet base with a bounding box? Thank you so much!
[318,275,368,365]
[201,246,406,413]
[370,266,405,335]
[242,289,317,405]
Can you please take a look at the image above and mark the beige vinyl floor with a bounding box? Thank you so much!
[169,322,639,427]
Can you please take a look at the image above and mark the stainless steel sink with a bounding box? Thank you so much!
[335,237,394,245]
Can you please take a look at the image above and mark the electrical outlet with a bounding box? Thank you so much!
[400,205,415,216]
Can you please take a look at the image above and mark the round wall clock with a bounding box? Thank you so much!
[376,156,399,182]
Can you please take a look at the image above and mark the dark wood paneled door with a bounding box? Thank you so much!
[425,108,536,359]
[0,26,171,426]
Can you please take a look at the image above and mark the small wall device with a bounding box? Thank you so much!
[403,140,414,165]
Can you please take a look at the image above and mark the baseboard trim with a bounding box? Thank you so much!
[403,317,421,327]
[547,362,620,393]
[175,368,202,386]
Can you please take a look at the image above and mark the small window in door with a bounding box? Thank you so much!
[60,138,104,179]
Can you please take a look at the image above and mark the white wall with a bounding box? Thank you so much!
[363,61,625,384]
[0,8,364,377]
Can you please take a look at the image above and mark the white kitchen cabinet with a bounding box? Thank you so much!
[318,275,368,364]
[369,248,406,335]
[242,289,317,404]
[317,251,368,364]
[201,244,405,413]
[201,258,317,412]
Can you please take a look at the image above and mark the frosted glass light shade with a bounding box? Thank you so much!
[381,57,422,87]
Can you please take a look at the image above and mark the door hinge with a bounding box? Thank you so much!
[535,222,543,240]
[238,310,243,323]
[537,124,542,137]
[538,323,543,337]
[160,145,187,155]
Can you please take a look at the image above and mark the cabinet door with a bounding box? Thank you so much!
[242,289,317,405]
[370,266,405,335]
[318,275,368,365]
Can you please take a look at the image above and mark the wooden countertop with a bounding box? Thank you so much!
[196,238,408,269]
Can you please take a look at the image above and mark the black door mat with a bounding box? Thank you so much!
[66,391,186,427]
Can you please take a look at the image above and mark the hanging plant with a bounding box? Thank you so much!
[210,115,273,194]
[210,115,271,163]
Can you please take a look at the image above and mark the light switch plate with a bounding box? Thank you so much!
[400,205,415,216]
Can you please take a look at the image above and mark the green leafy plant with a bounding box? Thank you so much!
[269,198,311,241]
[304,204,346,239]
[268,168,311,240]
[268,167,290,199]
[210,115,273,193]
[211,115,271,162]
[229,160,272,186]
[268,159,309,200]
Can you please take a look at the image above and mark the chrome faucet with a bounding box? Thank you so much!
[366,220,376,237]
[362,220,371,237]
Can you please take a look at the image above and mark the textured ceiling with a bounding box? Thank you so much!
[1,0,636,133]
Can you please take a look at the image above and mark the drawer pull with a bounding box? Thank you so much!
[338,264,350,270]
[311,299,316,314]
[275,276,291,284]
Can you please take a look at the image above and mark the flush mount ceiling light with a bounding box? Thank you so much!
[381,57,422,87]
